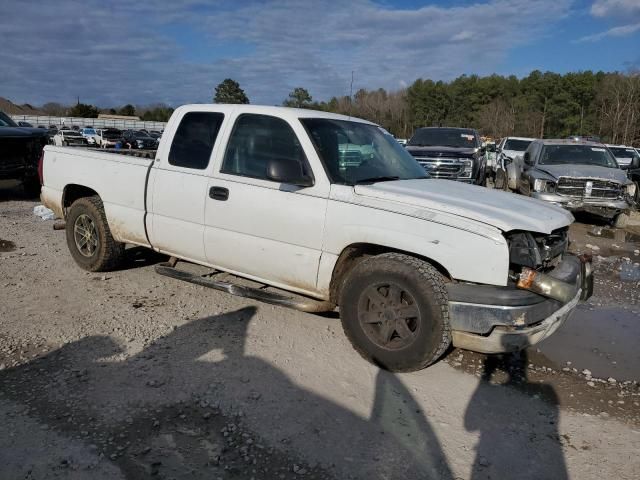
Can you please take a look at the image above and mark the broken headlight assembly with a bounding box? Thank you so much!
[533,179,556,193]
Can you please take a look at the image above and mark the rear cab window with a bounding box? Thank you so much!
[169,112,225,170]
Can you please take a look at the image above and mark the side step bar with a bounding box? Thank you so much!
[155,259,335,313]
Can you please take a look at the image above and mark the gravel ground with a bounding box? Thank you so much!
[1,183,639,480]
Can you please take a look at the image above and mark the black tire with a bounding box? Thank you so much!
[494,169,509,191]
[339,252,451,372]
[22,176,41,197]
[65,196,124,271]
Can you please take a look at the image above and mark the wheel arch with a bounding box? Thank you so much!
[62,184,101,217]
[328,242,452,305]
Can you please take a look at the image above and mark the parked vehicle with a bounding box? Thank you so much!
[80,127,99,145]
[513,139,635,227]
[41,105,592,371]
[405,127,487,184]
[606,144,639,170]
[53,129,88,147]
[17,121,33,127]
[494,136,536,190]
[0,110,48,195]
[96,128,122,148]
[483,141,497,176]
[122,130,158,149]
[148,131,162,140]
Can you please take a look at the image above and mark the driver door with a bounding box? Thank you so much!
[203,113,329,295]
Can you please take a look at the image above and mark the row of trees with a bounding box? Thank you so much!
[211,71,640,144]
[39,102,173,122]
[34,70,640,144]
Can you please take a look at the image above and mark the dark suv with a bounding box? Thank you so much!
[405,127,486,184]
[0,110,48,195]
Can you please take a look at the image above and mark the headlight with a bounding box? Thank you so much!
[533,179,555,192]
[627,183,637,197]
[459,158,473,178]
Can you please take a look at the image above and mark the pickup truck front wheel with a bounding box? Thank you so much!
[339,253,451,372]
[65,196,124,271]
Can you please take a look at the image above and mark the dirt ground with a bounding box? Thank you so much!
[1,181,639,480]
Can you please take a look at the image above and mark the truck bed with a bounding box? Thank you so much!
[41,145,154,247]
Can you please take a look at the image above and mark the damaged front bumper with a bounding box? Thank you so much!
[447,254,593,354]
[531,192,631,218]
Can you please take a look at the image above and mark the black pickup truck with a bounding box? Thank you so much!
[405,127,486,185]
[0,111,48,195]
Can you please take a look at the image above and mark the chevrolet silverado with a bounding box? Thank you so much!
[40,105,592,371]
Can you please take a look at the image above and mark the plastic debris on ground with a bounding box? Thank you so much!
[33,205,55,221]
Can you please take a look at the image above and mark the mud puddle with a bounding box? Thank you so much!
[0,239,16,252]
[534,305,640,381]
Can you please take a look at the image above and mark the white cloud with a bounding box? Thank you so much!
[591,0,640,18]
[0,0,572,107]
[577,21,640,42]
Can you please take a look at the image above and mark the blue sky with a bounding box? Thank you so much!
[1,0,639,108]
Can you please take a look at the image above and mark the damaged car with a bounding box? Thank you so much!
[514,139,635,227]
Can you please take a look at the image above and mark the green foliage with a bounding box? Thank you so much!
[315,71,639,144]
[214,79,249,104]
[118,104,136,116]
[67,103,99,118]
[140,104,174,122]
[283,87,313,108]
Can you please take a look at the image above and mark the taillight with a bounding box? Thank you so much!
[38,149,44,185]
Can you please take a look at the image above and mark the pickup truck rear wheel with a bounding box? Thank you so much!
[339,252,451,372]
[65,196,124,271]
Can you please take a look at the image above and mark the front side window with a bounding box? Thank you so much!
[302,118,426,185]
[169,112,224,170]
[539,145,618,168]
[221,114,309,180]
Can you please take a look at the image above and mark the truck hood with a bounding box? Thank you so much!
[536,164,629,183]
[405,145,477,158]
[353,179,573,234]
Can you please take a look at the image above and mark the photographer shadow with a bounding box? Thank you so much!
[0,306,454,479]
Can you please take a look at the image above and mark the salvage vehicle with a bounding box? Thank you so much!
[40,105,593,371]
[80,127,99,145]
[96,128,122,148]
[0,110,48,195]
[122,130,158,149]
[606,144,640,170]
[405,127,486,185]
[513,139,635,227]
[53,129,88,147]
[494,136,535,190]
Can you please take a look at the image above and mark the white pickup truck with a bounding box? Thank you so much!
[40,104,593,371]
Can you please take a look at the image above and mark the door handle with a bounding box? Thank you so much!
[209,186,229,201]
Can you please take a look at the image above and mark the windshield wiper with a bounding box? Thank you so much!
[354,176,400,184]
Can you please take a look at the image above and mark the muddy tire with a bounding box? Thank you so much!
[494,169,509,191]
[65,196,124,271]
[339,252,451,372]
[613,212,629,229]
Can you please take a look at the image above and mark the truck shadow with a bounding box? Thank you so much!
[0,307,454,479]
[118,245,168,270]
[0,181,40,202]
[464,348,568,480]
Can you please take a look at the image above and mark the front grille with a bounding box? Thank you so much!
[413,157,471,180]
[556,177,621,199]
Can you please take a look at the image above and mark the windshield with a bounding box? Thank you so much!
[503,139,532,151]
[82,128,96,135]
[0,111,18,127]
[608,147,639,160]
[539,145,618,168]
[133,131,150,138]
[408,128,477,148]
[301,118,427,185]
[103,130,121,139]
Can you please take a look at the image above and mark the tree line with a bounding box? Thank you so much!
[30,70,640,144]
[212,72,640,145]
